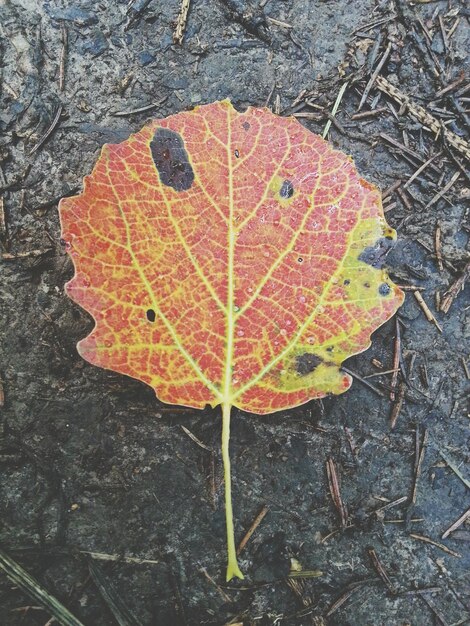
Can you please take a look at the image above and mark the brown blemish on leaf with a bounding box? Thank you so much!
[358,237,395,269]
[150,127,194,191]
[295,353,323,376]
[280,179,294,199]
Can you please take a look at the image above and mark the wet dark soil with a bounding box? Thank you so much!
[1,1,469,625]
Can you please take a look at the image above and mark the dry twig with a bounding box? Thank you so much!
[173,0,191,44]
[326,457,347,528]
[237,505,269,556]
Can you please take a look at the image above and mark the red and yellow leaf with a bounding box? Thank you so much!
[59,100,404,579]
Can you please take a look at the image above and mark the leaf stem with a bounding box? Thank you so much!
[221,401,244,581]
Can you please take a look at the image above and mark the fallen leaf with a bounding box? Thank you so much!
[59,100,404,579]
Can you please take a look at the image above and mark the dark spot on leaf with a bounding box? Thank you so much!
[242,121,250,131]
[295,353,322,376]
[358,237,395,268]
[343,279,350,285]
[326,347,334,352]
[297,257,303,263]
[146,309,156,322]
[379,283,391,296]
[150,128,194,191]
[364,282,370,288]
[280,179,294,199]
[234,149,240,158]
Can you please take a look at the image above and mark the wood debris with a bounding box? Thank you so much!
[440,260,470,314]
[326,457,348,528]
[180,425,212,452]
[425,171,460,210]
[413,291,443,332]
[375,75,470,161]
[173,0,191,45]
[367,547,396,594]
[236,505,269,556]
[410,533,461,558]
[357,42,392,111]
[59,22,67,91]
[441,507,470,539]
[434,222,444,272]
[0,197,5,237]
[29,106,64,156]
[411,428,428,506]
[390,382,405,429]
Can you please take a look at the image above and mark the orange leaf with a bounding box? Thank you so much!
[59,100,404,579]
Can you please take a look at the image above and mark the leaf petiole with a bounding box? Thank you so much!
[221,401,244,581]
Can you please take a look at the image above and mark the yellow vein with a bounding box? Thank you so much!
[223,107,236,404]
[236,159,324,318]
[115,152,226,312]
[104,166,222,401]
[236,128,292,231]
[233,197,369,401]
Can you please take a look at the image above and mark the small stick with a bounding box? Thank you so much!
[375,75,470,161]
[438,15,448,53]
[367,547,396,594]
[59,22,67,91]
[112,99,166,117]
[266,16,292,29]
[180,425,212,452]
[438,449,470,490]
[425,171,460,209]
[403,151,442,189]
[410,533,461,558]
[380,134,439,172]
[357,42,392,111]
[382,179,402,199]
[441,507,470,539]
[199,568,232,603]
[418,593,451,626]
[236,505,269,556]
[326,457,347,528]
[400,586,441,596]
[326,581,367,617]
[29,106,63,156]
[396,285,424,291]
[288,569,323,579]
[390,317,401,401]
[396,186,413,211]
[322,81,348,139]
[0,196,5,236]
[341,366,385,397]
[433,76,467,100]
[173,0,191,45]
[461,357,470,380]
[81,551,159,565]
[0,378,4,408]
[434,222,444,272]
[447,17,460,40]
[364,367,400,378]
[411,428,427,506]
[351,107,388,120]
[0,547,84,626]
[390,382,405,429]
[2,248,53,260]
[368,496,408,517]
[413,291,443,332]
[440,261,470,314]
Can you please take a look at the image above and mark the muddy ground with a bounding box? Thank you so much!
[1,0,469,625]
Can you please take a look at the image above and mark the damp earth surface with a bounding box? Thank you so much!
[1,1,469,625]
